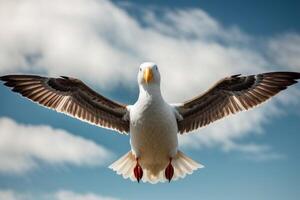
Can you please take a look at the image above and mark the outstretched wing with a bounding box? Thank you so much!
[0,75,129,134]
[174,72,300,134]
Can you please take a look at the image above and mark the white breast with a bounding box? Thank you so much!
[129,95,178,174]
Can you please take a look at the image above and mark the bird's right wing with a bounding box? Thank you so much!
[173,72,300,134]
[0,75,130,134]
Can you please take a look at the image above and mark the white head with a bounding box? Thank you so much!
[137,62,161,87]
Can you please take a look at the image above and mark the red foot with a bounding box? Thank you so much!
[165,158,174,182]
[134,158,143,183]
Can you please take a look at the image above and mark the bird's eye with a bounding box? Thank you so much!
[139,68,142,71]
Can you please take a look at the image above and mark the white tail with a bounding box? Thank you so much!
[109,151,204,184]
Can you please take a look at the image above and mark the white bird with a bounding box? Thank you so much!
[1,62,300,183]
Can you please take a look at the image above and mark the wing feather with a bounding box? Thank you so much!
[174,72,300,134]
[0,75,130,134]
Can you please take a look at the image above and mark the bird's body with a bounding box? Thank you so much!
[1,62,300,183]
[129,84,178,176]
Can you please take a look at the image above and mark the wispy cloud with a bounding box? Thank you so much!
[54,190,119,200]
[0,190,28,200]
[0,0,299,159]
[0,117,113,174]
[267,33,300,71]
[0,190,119,200]
[222,141,285,162]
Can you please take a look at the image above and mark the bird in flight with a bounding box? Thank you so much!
[1,62,300,183]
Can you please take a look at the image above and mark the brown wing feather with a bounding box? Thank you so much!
[0,75,129,134]
[175,72,300,134]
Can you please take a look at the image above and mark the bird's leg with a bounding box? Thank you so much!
[165,158,174,182]
[133,157,143,183]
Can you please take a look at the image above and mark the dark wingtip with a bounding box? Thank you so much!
[295,72,300,79]
[268,71,300,77]
[284,72,300,80]
[0,75,11,81]
[231,74,242,78]
[282,72,300,79]
[60,76,69,79]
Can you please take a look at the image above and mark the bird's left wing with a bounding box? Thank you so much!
[0,75,129,134]
[173,72,300,134]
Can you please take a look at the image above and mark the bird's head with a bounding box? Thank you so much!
[138,62,161,86]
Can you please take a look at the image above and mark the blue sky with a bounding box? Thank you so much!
[0,0,300,200]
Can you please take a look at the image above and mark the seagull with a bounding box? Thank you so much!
[1,62,300,183]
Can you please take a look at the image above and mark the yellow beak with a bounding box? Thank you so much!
[143,67,153,84]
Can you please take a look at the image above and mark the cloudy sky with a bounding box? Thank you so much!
[0,0,300,199]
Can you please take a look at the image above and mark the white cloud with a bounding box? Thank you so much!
[267,33,300,71]
[0,190,21,200]
[0,117,113,174]
[54,190,119,200]
[0,0,299,159]
[0,188,33,200]
[0,190,119,200]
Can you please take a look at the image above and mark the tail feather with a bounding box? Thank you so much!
[172,151,203,180]
[109,150,204,184]
[109,151,136,181]
[123,160,135,180]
